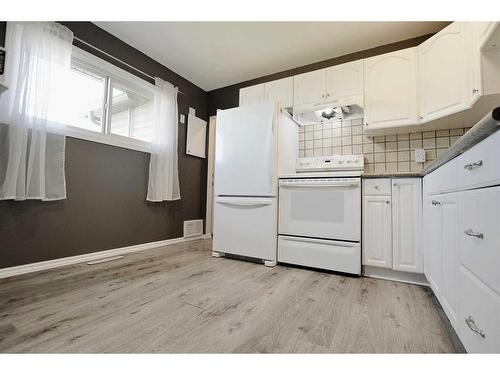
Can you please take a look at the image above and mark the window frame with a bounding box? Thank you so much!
[60,46,156,153]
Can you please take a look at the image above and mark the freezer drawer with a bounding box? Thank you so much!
[213,196,277,261]
[278,235,361,275]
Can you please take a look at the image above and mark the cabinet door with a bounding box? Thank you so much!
[293,69,327,106]
[362,195,392,268]
[364,47,418,130]
[239,84,265,107]
[423,195,443,294]
[265,77,294,108]
[326,60,364,102]
[419,22,475,122]
[439,194,459,328]
[392,178,423,273]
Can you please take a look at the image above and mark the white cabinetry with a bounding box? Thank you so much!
[424,194,459,328]
[423,131,500,352]
[264,77,294,108]
[239,84,265,107]
[391,178,422,273]
[364,48,418,130]
[293,60,364,108]
[326,60,364,103]
[293,69,327,106]
[239,78,294,108]
[418,22,476,122]
[362,195,392,268]
[362,178,422,275]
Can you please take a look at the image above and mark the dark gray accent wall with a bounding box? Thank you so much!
[207,31,449,117]
[0,22,208,268]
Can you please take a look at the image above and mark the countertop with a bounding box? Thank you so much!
[420,108,500,175]
[363,107,500,179]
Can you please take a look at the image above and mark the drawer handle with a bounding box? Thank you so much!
[464,229,484,239]
[374,185,379,189]
[465,316,486,338]
[464,160,483,170]
[431,200,441,206]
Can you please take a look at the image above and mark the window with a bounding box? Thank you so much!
[47,47,155,152]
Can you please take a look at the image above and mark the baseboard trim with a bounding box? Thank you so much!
[362,265,429,286]
[0,235,207,279]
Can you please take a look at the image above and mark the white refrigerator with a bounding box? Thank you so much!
[212,101,297,266]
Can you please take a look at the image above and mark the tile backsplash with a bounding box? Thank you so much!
[298,118,471,173]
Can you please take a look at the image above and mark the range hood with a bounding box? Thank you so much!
[291,94,364,126]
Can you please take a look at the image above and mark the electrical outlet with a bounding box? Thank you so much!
[415,148,426,163]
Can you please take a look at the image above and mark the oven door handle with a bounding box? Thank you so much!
[281,236,358,247]
[279,182,360,188]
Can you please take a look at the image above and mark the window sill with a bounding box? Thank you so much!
[64,126,152,154]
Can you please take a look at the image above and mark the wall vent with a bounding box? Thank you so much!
[183,219,203,238]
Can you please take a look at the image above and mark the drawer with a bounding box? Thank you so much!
[423,158,457,195]
[456,130,500,190]
[459,186,500,295]
[362,178,391,196]
[278,235,361,275]
[457,266,500,353]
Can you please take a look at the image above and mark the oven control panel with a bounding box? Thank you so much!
[296,155,364,172]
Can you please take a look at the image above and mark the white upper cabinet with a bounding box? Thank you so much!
[293,69,327,106]
[239,83,265,107]
[364,47,419,130]
[326,60,364,102]
[264,77,294,108]
[391,178,423,273]
[418,22,476,123]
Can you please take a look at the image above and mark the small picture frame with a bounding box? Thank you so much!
[186,113,207,159]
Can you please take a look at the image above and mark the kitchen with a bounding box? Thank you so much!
[0,7,500,372]
[210,21,500,353]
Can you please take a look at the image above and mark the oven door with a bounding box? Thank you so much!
[278,178,361,241]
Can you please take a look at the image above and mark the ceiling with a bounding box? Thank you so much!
[95,22,449,92]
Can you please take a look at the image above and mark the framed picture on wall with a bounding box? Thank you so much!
[186,113,207,159]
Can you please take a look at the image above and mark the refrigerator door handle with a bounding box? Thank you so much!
[215,197,274,206]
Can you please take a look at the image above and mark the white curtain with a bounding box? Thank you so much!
[0,22,73,201]
[146,77,181,202]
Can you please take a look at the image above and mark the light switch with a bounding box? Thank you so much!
[415,148,426,163]
[180,114,185,124]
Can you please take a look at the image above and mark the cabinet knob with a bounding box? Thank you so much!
[418,115,423,120]
[365,122,369,126]
[385,200,390,204]
[472,88,479,94]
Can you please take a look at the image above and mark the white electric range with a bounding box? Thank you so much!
[278,155,364,275]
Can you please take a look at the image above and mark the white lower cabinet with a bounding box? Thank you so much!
[424,193,459,328]
[362,178,422,274]
[362,195,392,268]
[392,178,423,273]
[423,134,500,352]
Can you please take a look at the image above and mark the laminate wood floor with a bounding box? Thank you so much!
[0,239,460,353]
